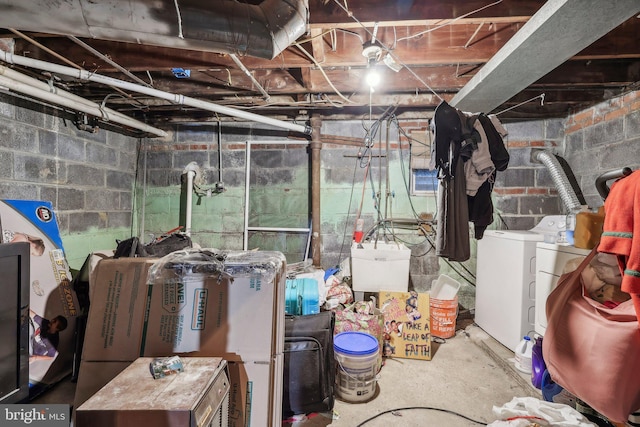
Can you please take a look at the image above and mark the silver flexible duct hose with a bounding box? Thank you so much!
[533,150,582,212]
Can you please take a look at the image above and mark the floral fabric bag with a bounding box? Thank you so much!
[333,297,385,371]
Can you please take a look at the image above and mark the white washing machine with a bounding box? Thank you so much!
[475,216,567,352]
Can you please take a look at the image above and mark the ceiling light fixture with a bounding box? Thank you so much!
[362,40,383,89]
[361,40,383,63]
[362,22,383,89]
[361,22,403,89]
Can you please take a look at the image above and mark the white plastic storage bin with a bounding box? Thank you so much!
[430,274,461,300]
[350,241,410,292]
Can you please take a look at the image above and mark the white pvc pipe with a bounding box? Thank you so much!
[0,51,312,135]
[185,170,195,237]
[0,67,167,137]
[229,53,271,101]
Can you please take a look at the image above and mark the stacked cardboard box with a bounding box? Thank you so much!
[74,250,286,427]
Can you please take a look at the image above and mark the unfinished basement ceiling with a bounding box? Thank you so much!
[0,0,639,133]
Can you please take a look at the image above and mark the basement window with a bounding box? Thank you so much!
[412,169,438,195]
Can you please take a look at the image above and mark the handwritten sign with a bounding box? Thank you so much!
[378,290,431,360]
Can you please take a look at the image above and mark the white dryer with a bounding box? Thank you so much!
[474,216,567,351]
[534,242,590,336]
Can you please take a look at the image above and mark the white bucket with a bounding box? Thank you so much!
[334,331,379,403]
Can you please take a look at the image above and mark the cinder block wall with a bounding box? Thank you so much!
[496,118,566,231]
[563,90,640,208]
[0,94,139,269]
[140,122,311,260]
[141,119,443,291]
[2,88,638,288]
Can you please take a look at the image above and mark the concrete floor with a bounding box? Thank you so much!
[33,323,542,427]
[286,324,541,427]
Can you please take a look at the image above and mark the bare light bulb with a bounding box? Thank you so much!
[366,69,381,87]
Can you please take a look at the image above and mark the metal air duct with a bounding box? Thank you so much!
[532,149,582,213]
[0,0,308,60]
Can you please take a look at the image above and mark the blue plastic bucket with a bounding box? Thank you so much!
[334,332,379,402]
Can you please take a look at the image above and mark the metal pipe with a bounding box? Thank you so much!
[0,66,167,137]
[310,116,322,267]
[9,28,142,102]
[243,142,252,250]
[217,121,223,184]
[140,140,148,244]
[0,51,312,135]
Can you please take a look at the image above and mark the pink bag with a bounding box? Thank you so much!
[543,247,640,422]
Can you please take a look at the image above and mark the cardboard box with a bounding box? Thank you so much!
[378,290,431,360]
[351,241,411,292]
[140,257,285,360]
[76,357,229,427]
[227,356,283,427]
[77,251,286,427]
[0,200,81,392]
[82,257,157,362]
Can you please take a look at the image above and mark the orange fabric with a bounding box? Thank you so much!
[633,294,640,328]
[598,170,640,297]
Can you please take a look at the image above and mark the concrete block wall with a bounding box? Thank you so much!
[495,118,566,230]
[141,115,576,293]
[141,122,312,262]
[318,119,441,292]
[141,118,443,291]
[4,85,636,292]
[0,93,139,269]
[563,90,640,208]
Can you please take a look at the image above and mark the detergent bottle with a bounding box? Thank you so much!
[514,335,533,374]
[531,335,546,389]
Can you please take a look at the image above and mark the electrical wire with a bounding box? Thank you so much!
[132,138,143,238]
[293,43,357,104]
[396,0,503,42]
[494,93,545,116]
[337,156,364,265]
[330,0,505,103]
[333,107,478,287]
[355,406,488,426]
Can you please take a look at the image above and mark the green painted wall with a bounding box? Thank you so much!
[62,228,132,271]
